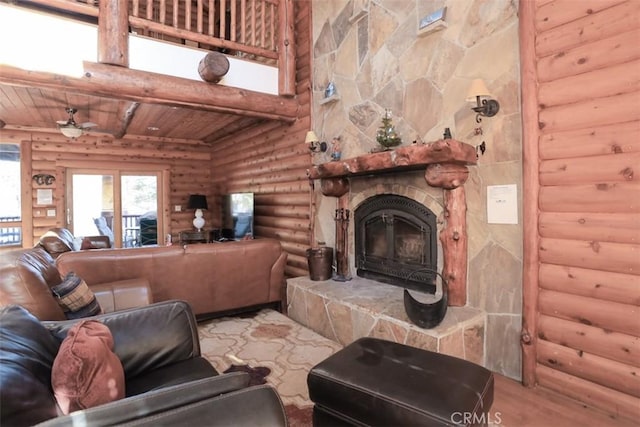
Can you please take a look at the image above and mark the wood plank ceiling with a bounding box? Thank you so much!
[0,84,267,142]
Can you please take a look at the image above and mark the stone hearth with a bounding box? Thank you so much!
[287,276,486,366]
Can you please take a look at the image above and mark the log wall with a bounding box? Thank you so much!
[521,0,640,420]
[210,0,311,277]
[0,129,213,246]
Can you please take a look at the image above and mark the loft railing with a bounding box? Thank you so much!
[128,0,280,62]
[18,0,295,94]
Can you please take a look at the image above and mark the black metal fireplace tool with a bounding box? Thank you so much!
[403,268,448,329]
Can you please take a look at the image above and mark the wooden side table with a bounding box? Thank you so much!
[179,230,209,244]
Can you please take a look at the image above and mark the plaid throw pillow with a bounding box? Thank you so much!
[52,272,102,319]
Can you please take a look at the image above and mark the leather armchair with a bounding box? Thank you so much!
[38,227,111,258]
[0,300,287,426]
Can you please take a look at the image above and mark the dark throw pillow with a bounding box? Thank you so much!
[52,320,125,414]
[51,272,102,319]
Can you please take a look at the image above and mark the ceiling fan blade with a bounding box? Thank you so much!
[81,122,98,128]
[56,120,68,125]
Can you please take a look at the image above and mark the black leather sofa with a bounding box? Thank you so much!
[0,300,287,426]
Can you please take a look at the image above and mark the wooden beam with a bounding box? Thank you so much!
[197,52,230,83]
[20,0,98,17]
[98,0,129,67]
[424,163,469,189]
[114,102,140,139]
[278,0,296,96]
[307,139,477,180]
[20,140,34,248]
[519,0,540,389]
[0,63,299,123]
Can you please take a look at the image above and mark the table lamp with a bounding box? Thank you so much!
[187,194,208,231]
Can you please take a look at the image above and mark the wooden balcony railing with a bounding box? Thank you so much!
[128,0,280,62]
[0,216,22,246]
[19,0,295,95]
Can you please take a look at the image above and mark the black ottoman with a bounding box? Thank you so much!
[307,337,494,426]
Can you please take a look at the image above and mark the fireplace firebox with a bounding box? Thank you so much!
[355,195,438,293]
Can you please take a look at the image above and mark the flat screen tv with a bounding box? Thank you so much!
[222,192,254,240]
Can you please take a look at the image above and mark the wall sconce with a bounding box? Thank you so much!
[305,131,327,153]
[466,79,500,123]
[32,174,55,185]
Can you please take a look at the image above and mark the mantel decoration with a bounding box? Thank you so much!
[375,109,402,150]
[325,82,336,98]
[403,269,448,328]
[330,137,342,161]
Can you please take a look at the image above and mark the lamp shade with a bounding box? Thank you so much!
[187,194,208,210]
[304,131,319,144]
[466,79,492,102]
[59,126,83,138]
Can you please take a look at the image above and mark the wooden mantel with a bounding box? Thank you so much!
[308,138,477,307]
[307,139,477,180]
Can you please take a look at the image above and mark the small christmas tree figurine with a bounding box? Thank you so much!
[376,109,402,150]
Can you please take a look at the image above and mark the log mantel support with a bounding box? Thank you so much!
[312,140,475,307]
[440,187,468,306]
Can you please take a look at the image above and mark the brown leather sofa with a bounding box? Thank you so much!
[56,239,288,319]
[0,247,152,321]
[1,238,286,321]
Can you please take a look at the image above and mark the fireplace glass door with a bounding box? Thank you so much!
[355,195,437,293]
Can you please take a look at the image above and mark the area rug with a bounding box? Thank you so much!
[198,309,343,426]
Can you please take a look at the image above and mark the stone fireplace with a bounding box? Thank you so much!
[287,140,487,366]
[355,194,438,293]
[305,0,523,380]
[307,140,474,306]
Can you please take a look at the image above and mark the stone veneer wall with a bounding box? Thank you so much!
[309,0,522,380]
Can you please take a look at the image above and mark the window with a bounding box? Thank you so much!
[67,168,163,248]
[0,144,21,246]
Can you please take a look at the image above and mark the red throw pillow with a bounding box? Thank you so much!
[51,320,125,414]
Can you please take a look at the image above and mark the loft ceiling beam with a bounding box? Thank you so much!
[114,102,140,139]
[0,63,299,123]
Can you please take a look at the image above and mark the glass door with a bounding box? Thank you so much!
[69,172,117,245]
[121,175,158,247]
[67,169,160,248]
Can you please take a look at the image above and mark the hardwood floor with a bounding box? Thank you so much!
[492,374,637,427]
